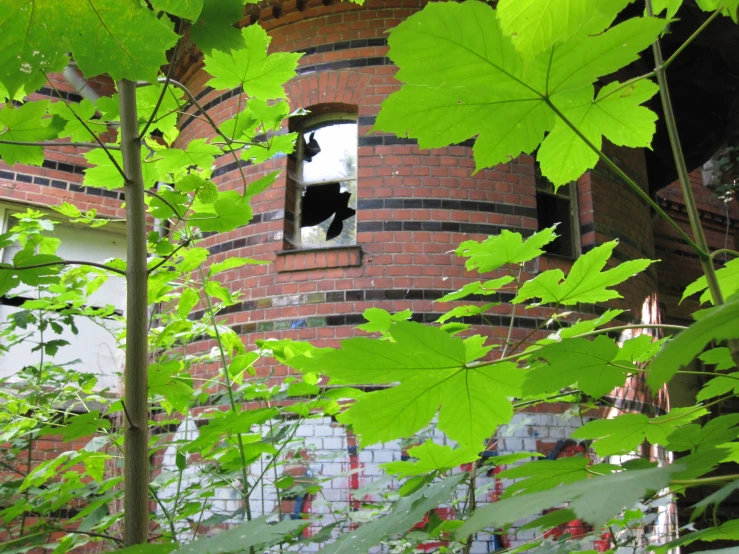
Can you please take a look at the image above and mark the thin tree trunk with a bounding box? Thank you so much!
[118,78,150,546]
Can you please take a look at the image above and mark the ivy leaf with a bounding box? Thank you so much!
[458,465,678,535]
[62,0,178,85]
[524,336,633,397]
[648,293,739,390]
[204,25,302,99]
[287,322,524,446]
[375,1,667,186]
[172,516,306,554]
[571,407,708,456]
[319,474,466,554]
[682,257,739,305]
[190,0,246,55]
[496,0,631,58]
[437,276,514,303]
[151,0,204,20]
[40,411,111,442]
[381,441,480,477]
[456,228,558,273]
[0,101,58,166]
[514,241,654,306]
[498,456,620,496]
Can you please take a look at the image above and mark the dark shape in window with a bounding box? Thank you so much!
[300,182,356,241]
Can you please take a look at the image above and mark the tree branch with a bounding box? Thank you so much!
[6,260,126,277]
[147,241,188,274]
[0,139,119,150]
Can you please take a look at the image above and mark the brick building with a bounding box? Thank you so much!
[1,1,737,551]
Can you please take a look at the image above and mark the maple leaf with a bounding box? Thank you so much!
[437,276,515,303]
[374,1,666,186]
[381,440,480,477]
[524,336,634,398]
[204,25,302,99]
[456,227,558,273]
[150,0,204,20]
[0,101,59,166]
[682,257,739,305]
[496,0,632,58]
[514,241,654,306]
[571,407,708,456]
[498,456,619,496]
[287,322,524,446]
[190,0,247,55]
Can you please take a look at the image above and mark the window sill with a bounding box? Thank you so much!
[275,245,362,272]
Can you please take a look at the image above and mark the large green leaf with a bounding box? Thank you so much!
[381,440,480,477]
[150,0,203,20]
[0,0,68,99]
[496,0,631,58]
[523,336,634,397]
[375,1,666,186]
[514,241,654,306]
[287,322,524,446]
[204,25,301,99]
[319,474,466,554]
[0,101,58,166]
[571,407,708,456]
[666,414,739,452]
[648,293,739,390]
[190,190,253,232]
[458,465,677,536]
[190,0,247,55]
[62,0,178,84]
[498,455,619,496]
[456,227,558,273]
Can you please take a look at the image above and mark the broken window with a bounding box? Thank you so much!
[535,164,580,258]
[292,115,358,248]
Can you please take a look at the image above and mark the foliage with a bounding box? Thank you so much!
[0,0,738,553]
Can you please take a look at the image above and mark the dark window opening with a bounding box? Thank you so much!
[535,164,580,258]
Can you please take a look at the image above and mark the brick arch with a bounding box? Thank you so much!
[285,71,371,111]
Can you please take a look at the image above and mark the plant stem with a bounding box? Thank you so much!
[672,474,739,486]
[0,139,119,149]
[118,78,150,547]
[544,98,704,255]
[646,0,724,305]
[572,323,687,339]
[710,248,739,261]
[8,260,127,277]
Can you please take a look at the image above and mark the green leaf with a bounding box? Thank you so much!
[691,480,739,521]
[381,440,480,477]
[437,276,514,303]
[205,280,234,305]
[682,257,739,305]
[665,414,739,452]
[40,411,111,442]
[356,308,412,333]
[0,101,58,166]
[696,372,739,402]
[651,0,684,17]
[319,474,466,554]
[191,190,253,232]
[63,0,178,85]
[456,228,558,273]
[514,241,654,306]
[0,1,68,98]
[375,1,667,185]
[49,99,99,142]
[148,360,193,414]
[537,79,659,185]
[85,147,161,190]
[458,465,677,536]
[436,303,497,324]
[12,250,63,286]
[156,139,221,175]
[614,334,667,364]
[172,516,306,554]
[190,0,246,55]
[287,322,523,446]
[498,456,619,496]
[496,0,631,58]
[204,25,301,99]
[524,336,633,398]
[151,0,203,20]
[647,293,739,390]
[697,0,739,22]
[571,407,708,456]
[698,347,736,371]
[650,520,739,554]
[245,171,280,198]
[179,247,209,273]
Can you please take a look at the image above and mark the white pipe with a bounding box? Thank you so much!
[62,66,100,103]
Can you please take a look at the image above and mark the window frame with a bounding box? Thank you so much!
[291,113,359,248]
[534,173,581,260]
